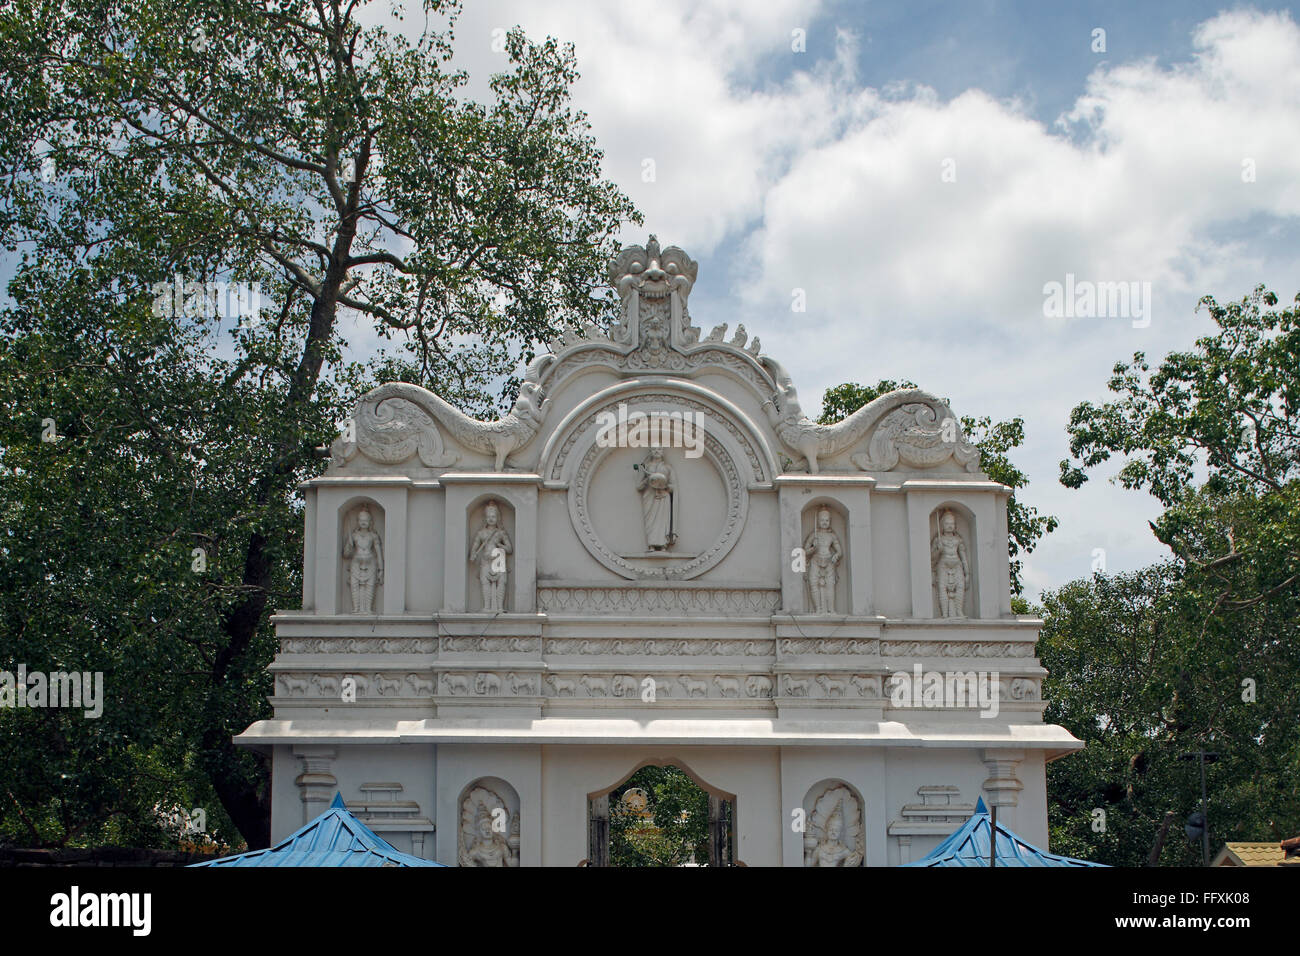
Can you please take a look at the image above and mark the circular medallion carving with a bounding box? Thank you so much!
[566,401,748,581]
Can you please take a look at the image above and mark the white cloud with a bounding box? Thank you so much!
[367,3,1300,597]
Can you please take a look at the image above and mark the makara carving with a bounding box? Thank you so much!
[761,357,980,475]
[803,507,842,614]
[469,500,512,612]
[342,508,383,613]
[458,785,519,867]
[931,509,969,618]
[340,381,547,472]
[804,784,864,867]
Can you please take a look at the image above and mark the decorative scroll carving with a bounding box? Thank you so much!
[459,786,519,867]
[280,637,436,654]
[760,356,978,475]
[537,586,780,615]
[546,637,774,656]
[854,404,980,472]
[804,784,864,867]
[778,639,879,655]
[339,381,547,471]
[441,636,540,653]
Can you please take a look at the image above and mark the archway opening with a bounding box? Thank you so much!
[587,763,735,867]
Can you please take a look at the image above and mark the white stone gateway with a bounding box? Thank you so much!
[237,236,1082,865]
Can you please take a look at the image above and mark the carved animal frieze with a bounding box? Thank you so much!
[407,673,435,696]
[546,674,576,697]
[714,676,741,698]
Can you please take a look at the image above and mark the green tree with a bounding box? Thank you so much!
[1049,287,1300,863]
[608,766,710,867]
[1060,287,1300,613]
[0,0,638,846]
[1037,567,1300,866]
[820,380,1057,595]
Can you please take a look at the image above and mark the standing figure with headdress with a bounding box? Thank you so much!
[803,507,842,614]
[469,500,512,612]
[804,786,863,867]
[459,787,519,867]
[931,508,969,618]
[636,448,678,551]
[343,507,383,613]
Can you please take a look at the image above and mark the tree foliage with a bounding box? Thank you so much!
[1049,286,1300,864]
[1061,286,1300,613]
[1038,567,1300,866]
[0,0,639,846]
[820,380,1057,595]
[607,765,710,868]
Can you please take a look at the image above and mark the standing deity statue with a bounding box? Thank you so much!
[636,448,678,551]
[803,507,842,614]
[469,501,512,612]
[931,509,969,618]
[342,507,383,613]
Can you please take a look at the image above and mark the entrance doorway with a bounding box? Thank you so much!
[587,763,736,866]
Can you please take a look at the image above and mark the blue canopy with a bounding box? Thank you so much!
[191,793,444,867]
[902,797,1106,867]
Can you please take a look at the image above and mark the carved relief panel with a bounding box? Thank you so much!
[803,781,865,867]
[458,779,520,867]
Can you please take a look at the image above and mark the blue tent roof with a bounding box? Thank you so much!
[190,793,445,867]
[902,798,1106,867]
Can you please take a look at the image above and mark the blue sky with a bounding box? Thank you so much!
[424,0,1300,601]
[13,1,1300,603]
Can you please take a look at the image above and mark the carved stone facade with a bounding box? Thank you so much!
[237,237,1081,865]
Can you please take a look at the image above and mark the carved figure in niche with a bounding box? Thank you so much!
[458,786,519,867]
[931,509,969,618]
[636,448,678,550]
[342,508,383,613]
[803,507,842,614]
[804,785,863,867]
[469,500,512,612]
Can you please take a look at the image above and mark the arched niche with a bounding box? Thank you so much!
[800,499,850,615]
[929,502,978,618]
[466,495,516,612]
[337,497,385,615]
[586,758,737,868]
[802,779,865,867]
[458,776,520,867]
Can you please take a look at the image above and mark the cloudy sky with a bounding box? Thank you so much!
[393,0,1300,602]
